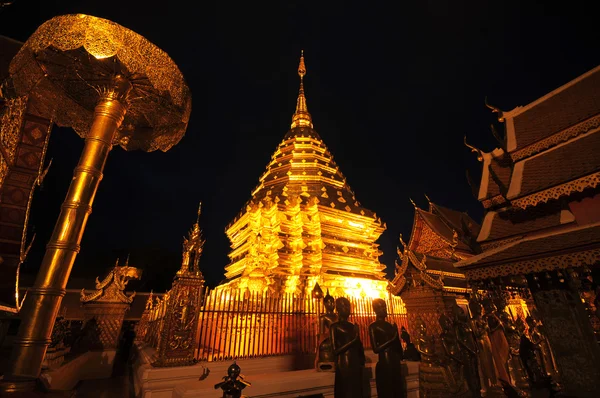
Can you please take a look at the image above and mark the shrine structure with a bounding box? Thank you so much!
[456,65,600,397]
[219,52,389,299]
[389,197,478,336]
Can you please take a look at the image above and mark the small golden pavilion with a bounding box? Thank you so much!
[219,53,389,298]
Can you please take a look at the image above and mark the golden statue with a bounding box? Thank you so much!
[179,202,205,275]
[482,298,510,383]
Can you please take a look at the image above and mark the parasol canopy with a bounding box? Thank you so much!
[8,14,192,152]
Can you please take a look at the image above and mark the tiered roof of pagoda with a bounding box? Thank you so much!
[221,53,387,297]
[457,65,600,281]
[389,198,480,295]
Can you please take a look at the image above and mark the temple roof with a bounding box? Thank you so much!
[456,222,600,280]
[507,129,600,200]
[477,202,575,246]
[505,65,600,154]
[408,201,480,258]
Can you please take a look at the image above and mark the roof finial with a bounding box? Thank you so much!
[197,201,202,224]
[464,136,484,162]
[409,197,417,208]
[291,50,313,129]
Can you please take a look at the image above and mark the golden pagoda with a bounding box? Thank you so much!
[221,52,388,298]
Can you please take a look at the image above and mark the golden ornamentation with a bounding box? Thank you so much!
[511,171,600,209]
[80,259,142,303]
[464,136,483,162]
[290,50,312,129]
[511,115,600,162]
[464,247,600,280]
[152,209,205,367]
[179,202,205,276]
[9,14,191,152]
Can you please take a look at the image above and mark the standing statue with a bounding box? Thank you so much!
[469,295,501,395]
[519,328,547,388]
[369,298,404,398]
[439,313,468,394]
[526,314,556,379]
[330,297,365,398]
[451,303,481,398]
[316,290,338,371]
[400,326,421,361]
[482,298,510,383]
[214,362,251,398]
[499,311,530,393]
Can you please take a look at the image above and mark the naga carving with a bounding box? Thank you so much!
[80,259,142,303]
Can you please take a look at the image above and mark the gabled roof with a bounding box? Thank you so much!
[507,129,600,203]
[504,65,600,154]
[456,222,600,280]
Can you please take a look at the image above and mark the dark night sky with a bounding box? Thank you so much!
[2,1,598,291]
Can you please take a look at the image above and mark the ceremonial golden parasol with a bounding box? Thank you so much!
[3,14,191,387]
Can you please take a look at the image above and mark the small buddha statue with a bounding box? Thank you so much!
[369,298,404,398]
[400,326,421,361]
[316,289,338,371]
[214,362,251,398]
[330,297,365,398]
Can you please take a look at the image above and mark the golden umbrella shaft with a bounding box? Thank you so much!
[7,90,128,380]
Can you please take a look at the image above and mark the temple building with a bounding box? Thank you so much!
[389,197,478,334]
[456,65,600,397]
[219,53,388,298]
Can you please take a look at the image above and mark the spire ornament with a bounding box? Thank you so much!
[291,50,313,129]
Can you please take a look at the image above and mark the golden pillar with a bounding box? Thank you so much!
[1,14,191,389]
[8,78,130,379]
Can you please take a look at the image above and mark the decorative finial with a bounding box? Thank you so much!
[484,97,505,122]
[125,253,130,266]
[399,234,407,251]
[115,257,120,266]
[464,136,484,162]
[291,50,313,129]
[197,201,202,224]
[409,197,417,208]
[424,194,431,203]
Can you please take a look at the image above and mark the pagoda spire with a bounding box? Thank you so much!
[291,50,313,129]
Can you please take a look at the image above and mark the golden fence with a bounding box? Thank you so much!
[194,288,407,362]
[143,287,407,363]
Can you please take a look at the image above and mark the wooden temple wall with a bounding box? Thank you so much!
[144,287,407,363]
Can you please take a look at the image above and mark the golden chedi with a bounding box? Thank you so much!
[221,52,388,298]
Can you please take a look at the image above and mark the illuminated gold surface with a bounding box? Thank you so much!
[80,259,142,303]
[9,14,191,152]
[221,54,388,298]
[7,88,128,380]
